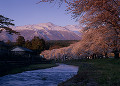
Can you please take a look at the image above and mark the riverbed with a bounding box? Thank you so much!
[0,64,78,86]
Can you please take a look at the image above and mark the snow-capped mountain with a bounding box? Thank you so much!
[0,22,82,42]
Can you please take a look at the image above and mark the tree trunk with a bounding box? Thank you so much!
[114,50,119,59]
[105,52,108,58]
[92,54,97,59]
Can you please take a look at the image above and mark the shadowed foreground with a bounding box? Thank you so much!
[59,59,120,86]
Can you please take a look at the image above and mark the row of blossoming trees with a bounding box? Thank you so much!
[40,0,120,60]
[41,26,119,60]
[41,25,120,60]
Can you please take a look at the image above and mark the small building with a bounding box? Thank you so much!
[11,46,33,57]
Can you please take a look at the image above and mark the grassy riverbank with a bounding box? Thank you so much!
[0,63,57,77]
[59,59,120,86]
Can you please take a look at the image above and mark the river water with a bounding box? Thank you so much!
[0,64,78,86]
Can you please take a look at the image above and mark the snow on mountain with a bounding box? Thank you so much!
[64,25,82,36]
[0,22,82,42]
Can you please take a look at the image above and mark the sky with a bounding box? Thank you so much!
[0,0,78,26]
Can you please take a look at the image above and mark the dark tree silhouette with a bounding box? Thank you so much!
[31,36,45,52]
[16,36,25,47]
[0,15,19,34]
[25,40,32,49]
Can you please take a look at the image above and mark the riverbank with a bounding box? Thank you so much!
[58,59,120,86]
[0,63,58,77]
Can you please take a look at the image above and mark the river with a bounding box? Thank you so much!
[0,64,78,86]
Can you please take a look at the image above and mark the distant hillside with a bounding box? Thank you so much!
[0,22,82,42]
[45,40,79,50]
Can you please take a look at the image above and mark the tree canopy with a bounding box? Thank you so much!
[40,0,120,58]
[31,36,45,51]
[0,15,18,34]
[16,36,25,47]
[66,0,120,58]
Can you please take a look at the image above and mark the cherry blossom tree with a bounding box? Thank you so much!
[39,0,120,58]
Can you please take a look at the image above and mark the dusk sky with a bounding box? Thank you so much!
[0,0,78,26]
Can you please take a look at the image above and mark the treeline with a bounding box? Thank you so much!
[6,36,46,53]
[6,36,79,53]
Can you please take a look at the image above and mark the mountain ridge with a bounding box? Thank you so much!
[0,22,82,42]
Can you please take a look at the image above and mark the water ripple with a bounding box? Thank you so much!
[0,64,78,86]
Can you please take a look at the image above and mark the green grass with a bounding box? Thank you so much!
[0,63,57,76]
[60,59,120,86]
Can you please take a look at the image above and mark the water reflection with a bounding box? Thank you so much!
[0,64,78,86]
